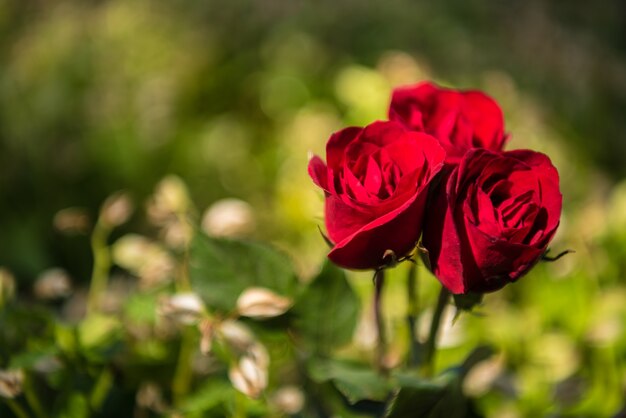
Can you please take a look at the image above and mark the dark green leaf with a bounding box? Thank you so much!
[452,292,483,313]
[292,261,359,354]
[385,382,447,418]
[385,380,471,418]
[308,358,390,404]
[189,232,297,312]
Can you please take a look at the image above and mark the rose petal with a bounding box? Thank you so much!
[308,155,328,192]
[328,190,427,269]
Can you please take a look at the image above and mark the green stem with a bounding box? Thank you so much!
[423,286,449,377]
[90,368,113,411]
[406,262,420,367]
[233,391,247,418]
[23,375,47,418]
[373,269,387,375]
[87,221,111,314]
[172,328,195,407]
[175,212,192,292]
[5,399,31,418]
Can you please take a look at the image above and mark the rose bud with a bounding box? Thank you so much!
[423,149,562,294]
[236,287,292,319]
[389,81,507,164]
[308,121,445,269]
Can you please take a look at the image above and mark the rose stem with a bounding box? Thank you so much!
[406,261,420,367]
[373,268,388,375]
[423,285,449,377]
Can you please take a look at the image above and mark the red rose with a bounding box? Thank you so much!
[422,149,562,294]
[309,121,445,270]
[389,81,507,164]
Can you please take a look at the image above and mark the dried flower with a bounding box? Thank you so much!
[112,235,175,288]
[236,287,292,319]
[100,191,133,228]
[271,386,305,414]
[0,369,24,399]
[218,320,256,353]
[229,355,268,399]
[202,198,255,238]
[161,218,193,249]
[146,176,190,225]
[53,207,91,234]
[158,293,205,325]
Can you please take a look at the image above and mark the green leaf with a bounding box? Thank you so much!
[57,393,89,418]
[292,261,360,354]
[189,232,297,312]
[124,292,158,324]
[385,382,447,418]
[78,314,120,349]
[385,380,473,418]
[180,379,234,413]
[9,345,59,369]
[308,358,390,404]
[385,347,493,418]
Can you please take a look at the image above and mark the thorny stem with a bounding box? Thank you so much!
[423,285,450,377]
[406,262,420,367]
[87,221,111,314]
[373,269,388,375]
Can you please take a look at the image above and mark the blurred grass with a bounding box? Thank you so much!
[1,0,626,415]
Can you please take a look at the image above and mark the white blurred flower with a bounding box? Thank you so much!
[33,268,72,300]
[202,198,255,238]
[0,369,23,399]
[112,234,175,288]
[100,191,133,228]
[159,293,205,325]
[271,386,305,415]
[236,287,292,319]
[218,320,256,353]
[229,355,268,399]
[161,218,193,249]
[147,176,190,225]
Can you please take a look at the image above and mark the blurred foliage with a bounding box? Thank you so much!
[1,0,626,416]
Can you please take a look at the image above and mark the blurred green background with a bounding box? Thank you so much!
[2,0,626,415]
